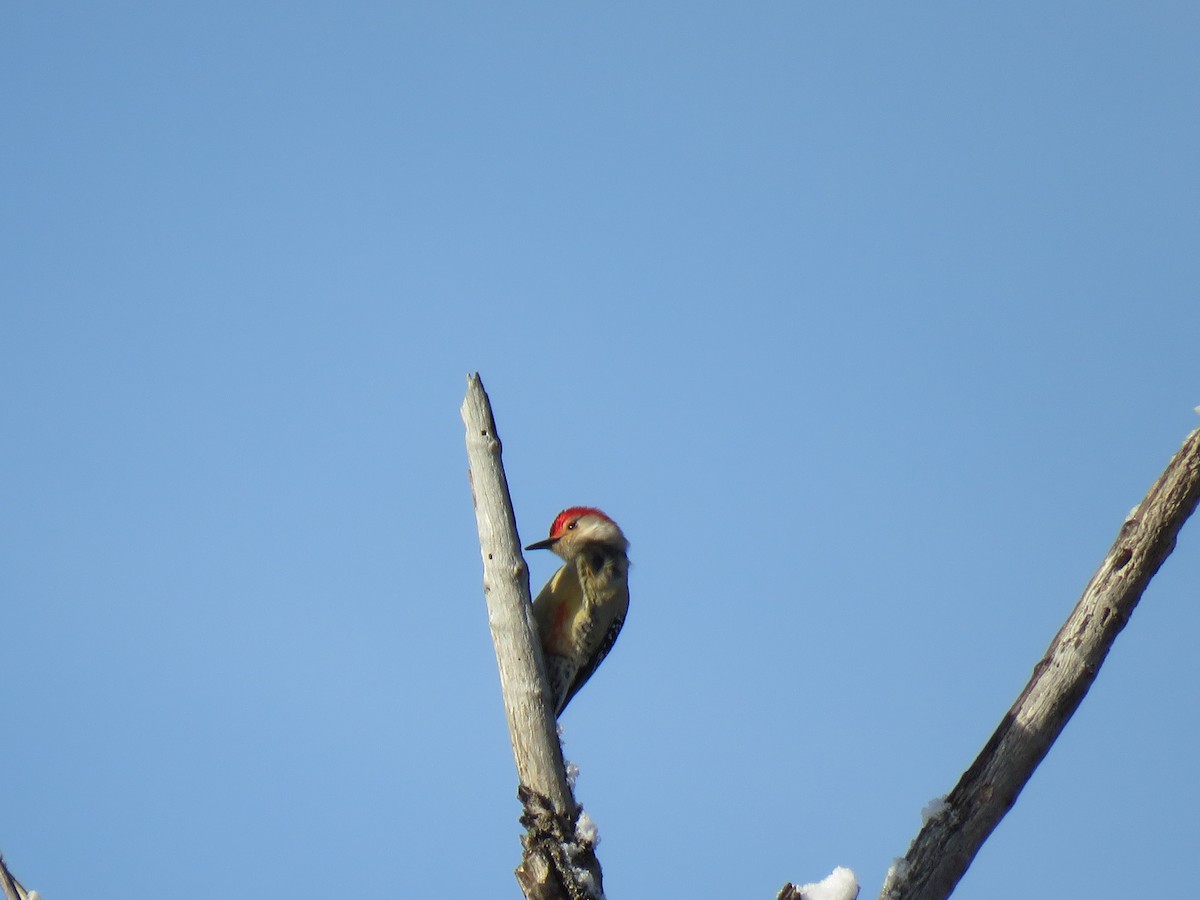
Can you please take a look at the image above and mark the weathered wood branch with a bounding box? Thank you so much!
[461,373,604,900]
[880,425,1200,900]
[0,854,35,900]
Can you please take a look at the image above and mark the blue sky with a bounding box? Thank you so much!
[4,4,1198,898]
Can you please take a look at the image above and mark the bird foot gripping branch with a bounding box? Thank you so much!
[525,507,630,718]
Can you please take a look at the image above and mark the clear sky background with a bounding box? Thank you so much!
[3,5,1198,899]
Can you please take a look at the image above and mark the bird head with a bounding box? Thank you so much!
[525,506,628,561]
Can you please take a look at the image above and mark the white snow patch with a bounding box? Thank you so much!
[884,857,909,888]
[572,865,604,899]
[920,795,949,824]
[575,809,601,847]
[796,866,859,900]
[565,759,580,788]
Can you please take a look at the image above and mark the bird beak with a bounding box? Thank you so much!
[525,536,559,551]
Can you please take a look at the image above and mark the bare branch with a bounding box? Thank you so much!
[0,854,35,900]
[881,426,1200,900]
[461,373,604,900]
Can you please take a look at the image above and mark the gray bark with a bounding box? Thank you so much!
[880,425,1200,900]
[0,855,34,900]
[461,373,604,900]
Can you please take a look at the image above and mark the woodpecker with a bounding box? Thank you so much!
[525,507,630,717]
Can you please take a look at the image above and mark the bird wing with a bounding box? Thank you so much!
[557,613,625,716]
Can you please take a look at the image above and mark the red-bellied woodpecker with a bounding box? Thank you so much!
[525,507,630,717]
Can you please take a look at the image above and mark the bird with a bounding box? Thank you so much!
[525,507,630,717]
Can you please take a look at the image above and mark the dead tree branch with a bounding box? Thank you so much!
[880,425,1200,900]
[0,854,35,900]
[461,373,604,900]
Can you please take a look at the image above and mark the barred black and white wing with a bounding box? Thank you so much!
[556,613,625,716]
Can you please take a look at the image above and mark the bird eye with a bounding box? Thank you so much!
[567,520,577,530]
